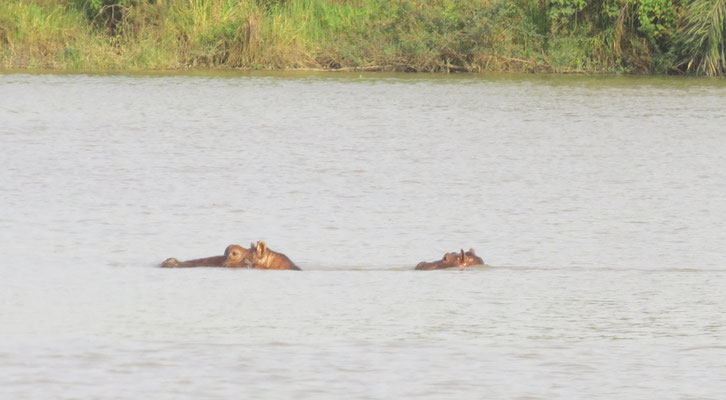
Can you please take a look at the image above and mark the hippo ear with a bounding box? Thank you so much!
[255,241,267,256]
[469,248,476,254]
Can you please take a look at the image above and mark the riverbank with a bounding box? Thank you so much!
[1,0,724,75]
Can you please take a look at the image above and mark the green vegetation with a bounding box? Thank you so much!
[0,0,724,75]
[675,0,726,75]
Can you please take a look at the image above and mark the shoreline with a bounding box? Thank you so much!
[0,66,715,78]
[5,69,726,90]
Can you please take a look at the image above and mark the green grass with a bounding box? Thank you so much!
[1,0,723,75]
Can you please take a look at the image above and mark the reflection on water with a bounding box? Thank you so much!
[1,72,725,399]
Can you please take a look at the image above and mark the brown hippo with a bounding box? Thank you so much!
[414,248,484,270]
[248,241,301,270]
[160,244,252,268]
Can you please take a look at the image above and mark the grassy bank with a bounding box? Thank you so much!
[1,0,724,75]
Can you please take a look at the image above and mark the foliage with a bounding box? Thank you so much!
[71,0,135,34]
[636,0,678,49]
[549,0,588,33]
[675,0,726,76]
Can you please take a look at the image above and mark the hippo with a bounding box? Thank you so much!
[414,248,484,270]
[160,244,252,268]
[248,241,301,270]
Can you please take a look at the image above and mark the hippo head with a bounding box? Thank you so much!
[247,241,301,270]
[221,244,253,268]
[415,248,485,270]
[451,248,484,267]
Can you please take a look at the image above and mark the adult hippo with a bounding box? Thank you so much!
[248,241,301,270]
[160,244,251,268]
[414,248,484,270]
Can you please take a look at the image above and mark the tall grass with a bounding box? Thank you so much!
[0,1,101,68]
[1,0,724,75]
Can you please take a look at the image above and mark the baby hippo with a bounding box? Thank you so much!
[414,248,484,270]
[160,244,252,268]
[248,241,301,270]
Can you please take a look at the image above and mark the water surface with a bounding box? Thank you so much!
[1,72,725,399]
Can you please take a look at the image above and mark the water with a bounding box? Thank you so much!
[1,72,725,399]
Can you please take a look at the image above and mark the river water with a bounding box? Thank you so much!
[1,72,725,398]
